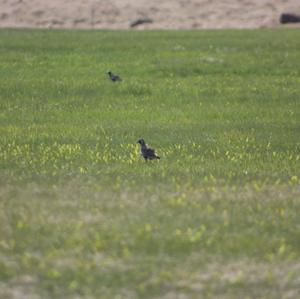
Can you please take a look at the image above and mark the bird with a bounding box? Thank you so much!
[107,71,122,82]
[137,139,160,161]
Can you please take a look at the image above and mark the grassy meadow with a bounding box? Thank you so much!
[0,29,300,299]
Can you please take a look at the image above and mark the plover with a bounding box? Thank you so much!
[137,139,160,161]
[107,71,122,82]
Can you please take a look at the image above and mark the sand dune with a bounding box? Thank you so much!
[0,0,300,29]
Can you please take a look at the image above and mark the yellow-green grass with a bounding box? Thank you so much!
[0,29,299,299]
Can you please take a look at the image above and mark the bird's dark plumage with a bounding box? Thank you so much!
[137,139,160,161]
[107,71,122,82]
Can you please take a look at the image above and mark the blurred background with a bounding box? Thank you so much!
[0,0,300,29]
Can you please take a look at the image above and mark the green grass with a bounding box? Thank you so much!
[0,28,300,299]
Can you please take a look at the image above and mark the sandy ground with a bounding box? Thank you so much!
[0,0,300,29]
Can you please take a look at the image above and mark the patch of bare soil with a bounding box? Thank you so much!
[0,0,300,29]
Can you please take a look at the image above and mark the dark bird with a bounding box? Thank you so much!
[130,18,153,28]
[137,139,160,161]
[107,71,122,82]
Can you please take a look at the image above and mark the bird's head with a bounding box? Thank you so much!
[137,139,145,145]
[107,71,112,75]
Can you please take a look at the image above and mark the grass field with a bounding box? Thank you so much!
[0,29,300,299]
